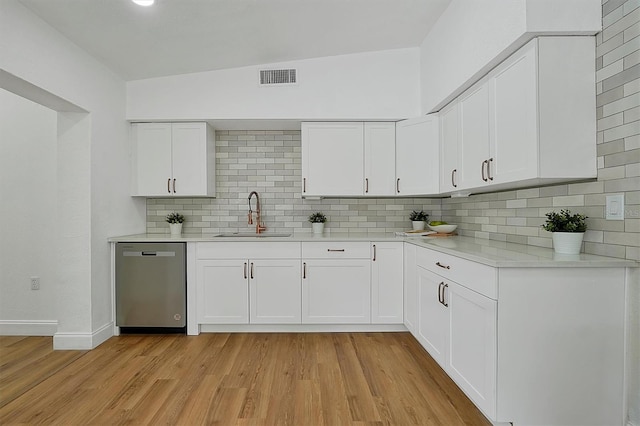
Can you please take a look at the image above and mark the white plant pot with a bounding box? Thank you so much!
[552,232,584,255]
[312,223,325,234]
[412,221,426,231]
[169,223,183,237]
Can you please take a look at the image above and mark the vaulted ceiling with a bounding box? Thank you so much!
[19,0,451,81]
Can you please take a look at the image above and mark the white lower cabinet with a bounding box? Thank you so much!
[371,242,403,324]
[196,242,301,325]
[249,259,301,324]
[416,265,497,418]
[445,280,496,420]
[403,243,417,333]
[416,266,448,366]
[197,260,249,324]
[302,259,371,323]
[302,241,371,324]
[408,244,627,426]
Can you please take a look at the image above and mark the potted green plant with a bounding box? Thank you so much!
[166,212,185,236]
[308,212,327,234]
[409,210,429,231]
[542,209,587,254]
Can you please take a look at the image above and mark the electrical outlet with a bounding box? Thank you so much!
[30,276,40,290]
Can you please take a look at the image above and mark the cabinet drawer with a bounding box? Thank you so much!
[302,242,371,259]
[197,242,301,260]
[416,247,497,299]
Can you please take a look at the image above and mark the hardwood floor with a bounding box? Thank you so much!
[0,333,490,425]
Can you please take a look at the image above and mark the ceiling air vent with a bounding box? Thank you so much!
[259,69,297,86]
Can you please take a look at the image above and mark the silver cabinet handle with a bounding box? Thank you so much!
[173,178,176,193]
[451,169,457,188]
[303,178,306,193]
[365,178,369,194]
[303,262,306,279]
[396,178,400,193]
[243,262,247,279]
[481,160,488,182]
[487,158,494,181]
[438,282,444,304]
[250,262,254,279]
[443,283,449,307]
[167,178,171,194]
[435,261,451,270]
[327,249,345,252]
[372,244,376,261]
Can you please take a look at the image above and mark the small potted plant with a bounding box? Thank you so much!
[166,212,185,237]
[409,210,429,231]
[542,209,587,254]
[308,212,327,234]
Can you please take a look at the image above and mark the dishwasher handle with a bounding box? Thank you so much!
[123,251,176,257]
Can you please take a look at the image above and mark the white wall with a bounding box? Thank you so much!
[0,89,58,335]
[420,0,601,113]
[0,0,145,348]
[126,48,421,121]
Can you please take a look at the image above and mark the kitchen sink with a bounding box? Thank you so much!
[214,232,292,238]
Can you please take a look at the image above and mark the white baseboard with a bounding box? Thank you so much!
[53,322,114,350]
[0,320,58,336]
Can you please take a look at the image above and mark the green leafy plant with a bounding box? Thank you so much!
[542,209,587,233]
[166,212,185,224]
[308,212,327,223]
[409,210,429,222]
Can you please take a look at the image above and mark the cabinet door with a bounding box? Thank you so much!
[395,115,439,195]
[490,41,538,185]
[446,281,497,420]
[301,122,364,196]
[459,84,490,189]
[249,259,301,324]
[416,267,448,366]
[197,260,249,324]
[132,123,172,196]
[371,242,403,324]
[439,102,460,193]
[403,243,418,333]
[171,122,209,196]
[364,122,396,196]
[302,259,371,323]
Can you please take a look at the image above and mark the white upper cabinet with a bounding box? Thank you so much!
[364,122,396,196]
[301,122,397,197]
[439,102,460,193]
[395,115,440,196]
[301,122,364,197]
[131,122,216,197]
[441,36,596,195]
[459,84,491,190]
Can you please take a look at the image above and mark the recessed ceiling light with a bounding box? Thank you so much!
[132,0,154,6]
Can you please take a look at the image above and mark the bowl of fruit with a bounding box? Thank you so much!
[428,221,458,234]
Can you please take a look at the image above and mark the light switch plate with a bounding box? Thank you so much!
[606,193,624,220]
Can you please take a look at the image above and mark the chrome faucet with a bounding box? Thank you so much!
[248,191,267,234]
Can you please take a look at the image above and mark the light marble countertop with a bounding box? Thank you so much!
[108,232,638,268]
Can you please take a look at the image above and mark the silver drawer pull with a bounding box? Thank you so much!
[327,249,345,252]
[436,261,451,270]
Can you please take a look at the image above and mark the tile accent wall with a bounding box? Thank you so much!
[442,1,640,261]
[146,131,442,235]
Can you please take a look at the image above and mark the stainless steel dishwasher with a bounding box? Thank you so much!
[116,242,186,333]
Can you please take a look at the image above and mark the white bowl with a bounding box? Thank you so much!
[428,224,458,234]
